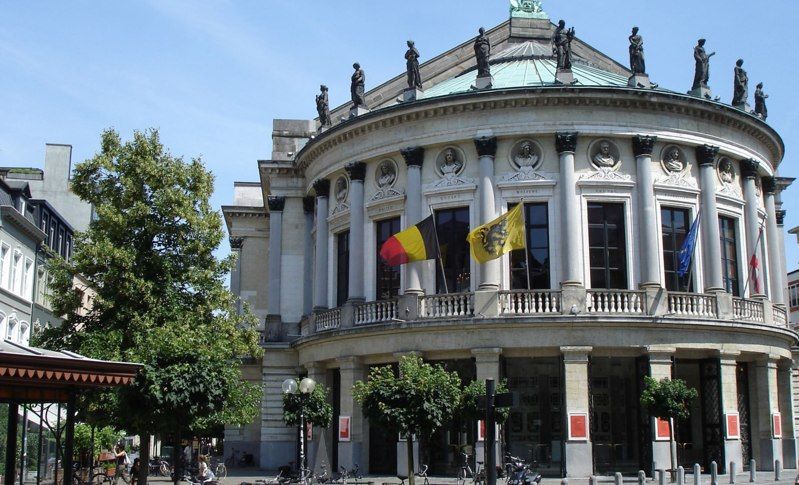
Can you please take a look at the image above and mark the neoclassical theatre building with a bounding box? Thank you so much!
[223,2,797,478]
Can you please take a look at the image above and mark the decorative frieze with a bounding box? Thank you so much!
[267,195,286,212]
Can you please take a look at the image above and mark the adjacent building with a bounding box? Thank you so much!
[225,2,797,478]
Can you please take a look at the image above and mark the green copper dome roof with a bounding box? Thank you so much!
[421,41,629,98]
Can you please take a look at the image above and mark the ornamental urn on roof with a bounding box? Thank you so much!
[510,0,548,19]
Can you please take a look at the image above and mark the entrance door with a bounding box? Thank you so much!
[700,360,724,471]
[737,363,753,469]
[590,357,641,474]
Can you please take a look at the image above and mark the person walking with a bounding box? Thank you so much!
[112,445,130,485]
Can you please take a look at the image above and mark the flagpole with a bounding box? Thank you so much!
[428,206,450,294]
[742,219,766,297]
[519,200,532,291]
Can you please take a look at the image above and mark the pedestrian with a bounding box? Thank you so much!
[130,458,140,485]
[196,455,215,485]
[112,444,130,485]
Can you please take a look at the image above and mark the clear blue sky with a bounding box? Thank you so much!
[2,0,798,266]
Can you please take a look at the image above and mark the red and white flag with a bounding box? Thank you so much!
[748,224,765,295]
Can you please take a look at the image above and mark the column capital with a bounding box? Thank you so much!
[312,178,330,197]
[345,161,367,181]
[401,146,425,167]
[336,355,363,371]
[393,350,423,361]
[632,135,658,157]
[646,345,676,364]
[304,361,328,377]
[776,209,786,225]
[740,158,760,179]
[555,132,579,154]
[762,176,777,195]
[695,144,720,166]
[473,136,498,158]
[229,236,245,250]
[561,345,592,362]
[303,195,316,213]
[267,195,286,212]
[471,347,502,362]
[717,349,741,366]
[755,354,780,369]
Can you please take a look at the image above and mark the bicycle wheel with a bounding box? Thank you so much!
[160,463,171,477]
[216,464,228,480]
[456,467,466,485]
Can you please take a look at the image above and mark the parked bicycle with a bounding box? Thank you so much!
[503,454,541,485]
[337,464,362,484]
[254,469,288,485]
[72,465,111,485]
[457,452,484,485]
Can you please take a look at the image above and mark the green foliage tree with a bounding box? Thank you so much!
[640,376,698,475]
[74,425,125,464]
[38,129,263,485]
[353,356,461,485]
[282,383,333,428]
[459,379,511,425]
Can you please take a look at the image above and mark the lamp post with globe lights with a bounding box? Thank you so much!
[282,377,316,480]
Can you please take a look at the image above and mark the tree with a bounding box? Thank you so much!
[352,356,461,485]
[74,424,125,465]
[640,376,698,477]
[459,379,511,424]
[38,129,263,485]
[282,383,333,428]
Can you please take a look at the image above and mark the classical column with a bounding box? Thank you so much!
[753,356,781,470]
[648,346,675,472]
[696,144,723,292]
[303,197,316,315]
[401,147,425,295]
[346,162,366,303]
[776,209,788,304]
[474,135,499,290]
[472,348,502,469]
[741,159,764,297]
[313,179,331,310]
[777,360,797,467]
[338,357,367,472]
[229,236,245,314]
[633,135,660,288]
[762,177,783,305]
[556,132,582,287]
[267,196,285,324]
[561,346,592,477]
[719,351,743,472]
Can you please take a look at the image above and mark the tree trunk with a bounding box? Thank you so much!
[406,435,415,485]
[668,419,677,483]
[171,432,180,485]
[138,435,150,485]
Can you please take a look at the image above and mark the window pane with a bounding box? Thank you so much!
[376,217,401,300]
[588,203,627,289]
[337,231,349,306]
[436,207,471,293]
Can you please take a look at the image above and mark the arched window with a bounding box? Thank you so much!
[19,321,30,345]
[6,317,18,341]
[0,313,6,340]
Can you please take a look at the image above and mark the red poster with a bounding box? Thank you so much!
[772,413,782,438]
[725,413,740,439]
[568,413,588,441]
[478,420,486,442]
[655,418,671,441]
[338,416,351,441]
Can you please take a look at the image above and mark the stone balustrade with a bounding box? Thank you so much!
[307,288,789,334]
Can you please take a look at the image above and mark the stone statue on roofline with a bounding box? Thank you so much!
[628,27,645,74]
[690,38,715,99]
[316,85,331,128]
[732,59,749,110]
[349,62,369,118]
[552,19,576,84]
[405,40,422,90]
[474,27,491,78]
[754,82,768,121]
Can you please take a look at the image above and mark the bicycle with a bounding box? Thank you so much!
[72,466,111,485]
[254,469,287,485]
[456,452,484,485]
[415,464,430,485]
[210,456,227,481]
[337,464,362,485]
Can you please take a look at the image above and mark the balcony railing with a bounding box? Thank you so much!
[420,292,474,318]
[355,299,398,325]
[668,292,717,318]
[305,288,788,335]
[499,290,561,315]
[587,290,645,314]
[732,297,765,323]
[315,307,341,332]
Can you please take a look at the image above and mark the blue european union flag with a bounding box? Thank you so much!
[677,214,701,278]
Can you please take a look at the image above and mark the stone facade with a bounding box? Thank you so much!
[224,8,796,478]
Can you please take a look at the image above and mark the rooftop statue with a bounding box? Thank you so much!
[755,82,768,120]
[509,0,547,19]
[628,27,645,75]
[351,62,368,109]
[732,59,748,107]
[692,38,715,90]
[405,40,422,90]
[552,20,575,71]
[474,27,491,78]
[316,85,331,127]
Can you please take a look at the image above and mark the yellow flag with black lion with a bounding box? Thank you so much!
[467,203,526,263]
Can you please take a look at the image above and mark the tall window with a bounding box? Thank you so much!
[661,207,693,292]
[719,216,740,296]
[23,258,33,300]
[435,207,471,293]
[790,283,799,309]
[336,231,350,306]
[588,202,627,289]
[10,251,21,294]
[510,203,550,289]
[375,217,401,300]
[0,244,8,289]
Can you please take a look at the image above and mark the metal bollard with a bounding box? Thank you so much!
[695,464,702,485]
[561,479,568,485]
[749,460,756,483]
[616,472,623,485]
[678,466,685,485]
[659,469,666,485]
[639,470,647,485]
[729,461,736,484]
[774,460,781,481]
[711,461,718,485]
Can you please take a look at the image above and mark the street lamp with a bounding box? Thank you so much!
[282,377,316,480]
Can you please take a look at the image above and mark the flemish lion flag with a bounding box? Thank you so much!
[467,203,526,263]
[379,215,439,266]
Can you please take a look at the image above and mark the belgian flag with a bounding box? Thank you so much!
[379,215,439,266]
